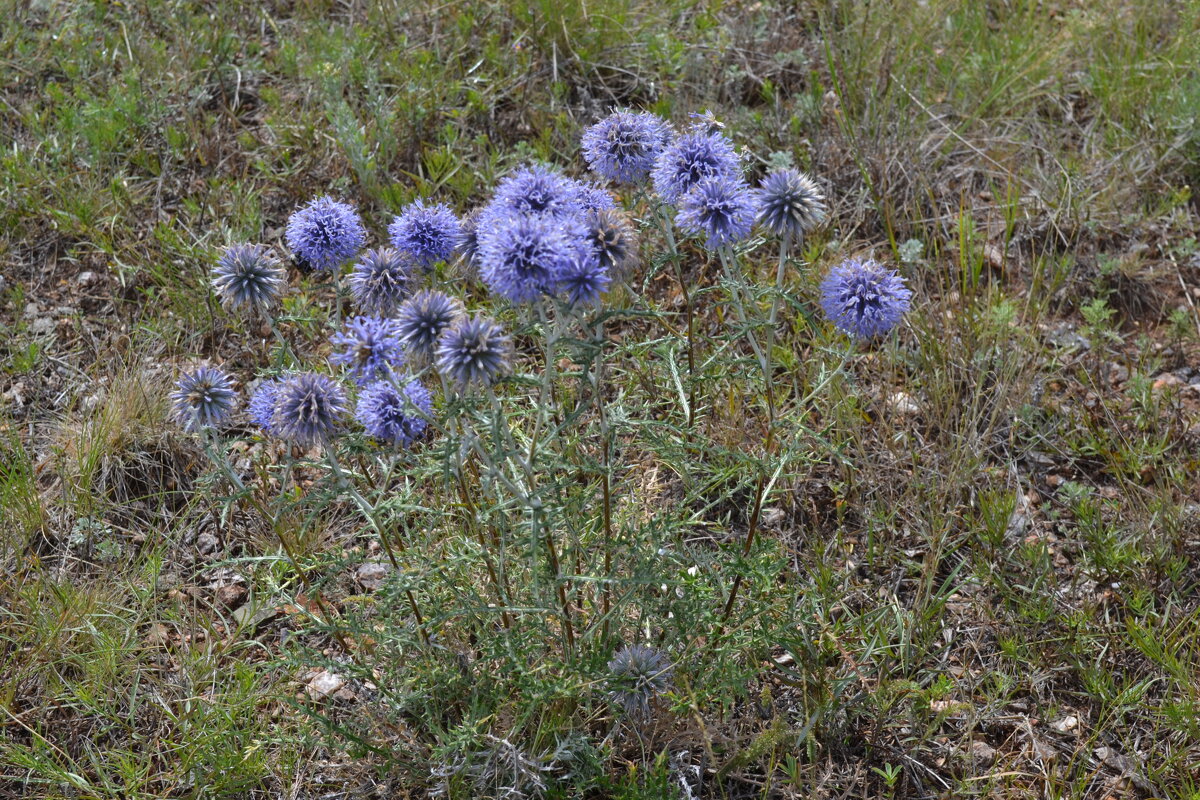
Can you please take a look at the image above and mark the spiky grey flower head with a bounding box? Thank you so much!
[348,247,414,315]
[757,169,826,239]
[272,372,348,446]
[607,644,672,717]
[819,257,913,340]
[582,208,639,281]
[456,209,484,273]
[436,315,513,389]
[395,289,465,358]
[212,243,286,313]
[285,196,366,272]
[171,366,238,432]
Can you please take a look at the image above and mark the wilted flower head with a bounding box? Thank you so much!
[757,169,827,239]
[557,254,611,308]
[356,378,433,447]
[388,199,461,270]
[212,243,286,313]
[479,214,575,304]
[395,289,465,358]
[652,128,741,203]
[607,644,672,717]
[273,372,348,445]
[171,366,237,432]
[285,196,366,272]
[583,208,639,281]
[582,110,674,185]
[819,258,912,340]
[330,316,407,385]
[247,378,282,436]
[676,175,759,250]
[436,315,513,389]
[486,165,583,221]
[348,247,413,315]
[456,209,484,273]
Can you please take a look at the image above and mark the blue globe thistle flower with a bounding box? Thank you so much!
[575,182,618,213]
[607,644,672,717]
[819,258,913,340]
[330,316,407,385]
[557,254,611,308]
[583,208,639,281]
[485,164,583,221]
[356,378,434,447]
[212,243,286,313]
[757,169,827,239]
[348,247,413,315]
[651,129,741,204]
[676,175,759,250]
[581,110,674,185]
[436,315,513,389]
[388,199,461,270]
[171,366,238,432]
[479,214,575,304]
[285,196,366,272]
[247,378,282,436]
[272,372,348,446]
[395,289,465,358]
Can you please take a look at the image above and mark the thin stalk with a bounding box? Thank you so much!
[660,209,695,427]
[592,318,614,641]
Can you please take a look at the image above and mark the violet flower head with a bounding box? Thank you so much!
[757,169,827,239]
[388,199,461,270]
[485,165,583,221]
[819,258,912,340]
[574,181,618,213]
[436,315,513,389]
[171,366,237,433]
[557,253,611,308]
[272,372,348,446]
[212,243,286,313]
[348,247,413,315]
[676,175,759,250]
[395,289,465,358]
[581,110,674,185]
[330,316,407,385]
[478,214,575,304]
[356,378,434,448]
[247,378,282,436]
[608,644,673,717]
[651,128,741,204]
[285,196,366,272]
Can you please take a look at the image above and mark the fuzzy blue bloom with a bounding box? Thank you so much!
[285,196,366,272]
[395,289,465,358]
[436,315,513,389]
[608,644,672,717]
[212,243,286,313]
[757,169,826,239]
[330,316,407,385]
[651,129,741,204]
[575,182,618,213]
[171,366,238,432]
[388,199,461,270]
[478,214,575,304]
[676,175,759,250]
[485,165,583,221]
[583,208,639,281]
[356,378,433,447]
[582,111,674,185]
[247,378,282,436]
[557,253,611,308]
[348,247,413,315]
[819,258,913,340]
[272,372,348,446]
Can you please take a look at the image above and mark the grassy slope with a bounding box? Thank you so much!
[2,0,1200,797]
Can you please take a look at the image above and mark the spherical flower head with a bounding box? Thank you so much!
[330,316,407,385]
[486,164,583,221]
[575,182,618,213]
[757,169,827,239]
[607,644,672,717]
[395,289,465,358]
[285,196,366,272]
[583,208,639,281]
[273,372,348,446]
[436,315,513,389]
[171,366,237,432]
[819,258,913,340]
[582,110,674,185]
[676,175,759,250]
[388,199,461,270]
[212,243,286,313]
[248,378,282,436]
[651,128,741,204]
[347,247,413,315]
[456,209,483,272]
[479,214,575,304]
[557,252,611,308]
[356,378,434,447]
